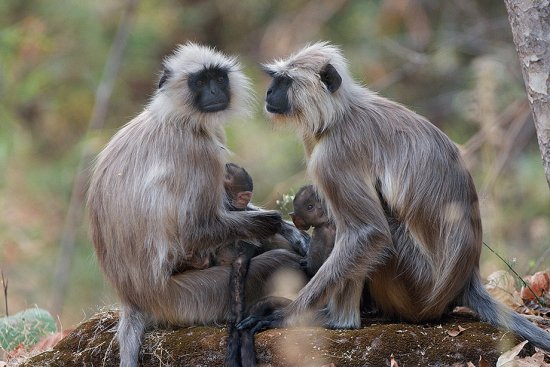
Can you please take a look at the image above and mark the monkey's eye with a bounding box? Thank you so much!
[306,204,314,211]
[217,75,226,83]
[196,79,205,87]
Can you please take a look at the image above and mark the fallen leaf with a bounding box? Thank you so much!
[486,270,523,308]
[521,271,550,301]
[521,351,549,366]
[466,362,475,367]
[390,353,399,367]
[479,355,491,367]
[447,325,467,337]
[496,340,528,367]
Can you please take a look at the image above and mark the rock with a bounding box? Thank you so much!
[19,311,526,366]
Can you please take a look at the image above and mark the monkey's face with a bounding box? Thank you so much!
[187,67,231,113]
[291,186,328,230]
[262,42,345,133]
[153,42,252,120]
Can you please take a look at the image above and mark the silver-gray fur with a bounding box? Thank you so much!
[261,41,550,350]
[87,43,302,367]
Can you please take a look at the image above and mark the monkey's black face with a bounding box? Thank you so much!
[266,76,292,115]
[188,67,231,113]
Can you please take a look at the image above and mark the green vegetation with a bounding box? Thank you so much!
[0,308,56,351]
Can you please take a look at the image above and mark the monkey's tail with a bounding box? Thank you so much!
[462,274,550,351]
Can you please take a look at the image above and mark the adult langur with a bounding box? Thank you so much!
[239,42,550,352]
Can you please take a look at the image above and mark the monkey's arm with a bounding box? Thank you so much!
[183,210,283,248]
[240,164,392,331]
[246,203,310,256]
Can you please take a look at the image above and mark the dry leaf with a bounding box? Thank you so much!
[447,325,467,337]
[496,340,528,367]
[486,270,522,308]
[466,362,476,367]
[521,271,550,301]
[390,353,399,367]
[521,352,550,366]
[479,355,491,367]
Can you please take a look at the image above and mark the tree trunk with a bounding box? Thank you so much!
[504,0,550,189]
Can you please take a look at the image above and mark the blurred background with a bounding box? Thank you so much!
[0,0,548,328]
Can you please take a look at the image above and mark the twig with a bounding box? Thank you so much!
[50,0,140,317]
[1,269,8,317]
[483,241,545,307]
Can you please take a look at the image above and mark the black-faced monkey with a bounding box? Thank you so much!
[88,43,302,367]
[240,42,550,351]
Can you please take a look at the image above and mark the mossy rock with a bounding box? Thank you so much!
[20,311,527,366]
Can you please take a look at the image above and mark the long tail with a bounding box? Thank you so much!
[463,274,550,351]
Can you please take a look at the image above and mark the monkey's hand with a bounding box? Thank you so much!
[279,221,311,256]
[243,211,283,239]
[237,296,290,334]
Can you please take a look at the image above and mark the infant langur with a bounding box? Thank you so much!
[290,185,335,278]
[217,162,310,263]
[174,163,257,271]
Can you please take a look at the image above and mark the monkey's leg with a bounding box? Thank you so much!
[325,277,365,329]
[240,228,391,332]
[151,249,302,326]
[117,304,149,367]
[226,249,254,367]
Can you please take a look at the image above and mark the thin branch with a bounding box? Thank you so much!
[1,270,8,317]
[50,0,140,317]
[483,241,545,307]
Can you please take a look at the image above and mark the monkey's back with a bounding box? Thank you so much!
[87,110,226,304]
[310,88,482,320]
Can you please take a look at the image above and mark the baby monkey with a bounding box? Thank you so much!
[290,185,335,278]
[174,163,258,272]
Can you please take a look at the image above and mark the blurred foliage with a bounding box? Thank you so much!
[0,0,548,327]
[0,308,56,351]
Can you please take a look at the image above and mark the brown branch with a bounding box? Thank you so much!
[50,0,140,317]
[1,269,8,317]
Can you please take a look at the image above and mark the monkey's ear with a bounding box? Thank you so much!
[320,63,342,93]
[235,191,253,209]
[158,68,172,89]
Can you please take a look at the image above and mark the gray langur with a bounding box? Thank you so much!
[87,43,302,367]
[240,42,550,351]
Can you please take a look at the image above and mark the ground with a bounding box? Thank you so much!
[14,310,532,367]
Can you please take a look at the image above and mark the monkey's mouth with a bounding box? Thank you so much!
[266,104,289,115]
[202,102,229,113]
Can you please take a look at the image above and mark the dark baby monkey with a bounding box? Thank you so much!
[290,185,335,278]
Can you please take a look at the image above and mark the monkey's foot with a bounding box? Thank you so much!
[237,296,290,334]
[237,311,285,334]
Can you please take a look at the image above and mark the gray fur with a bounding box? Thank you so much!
[88,43,301,367]
[263,42,550,349]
